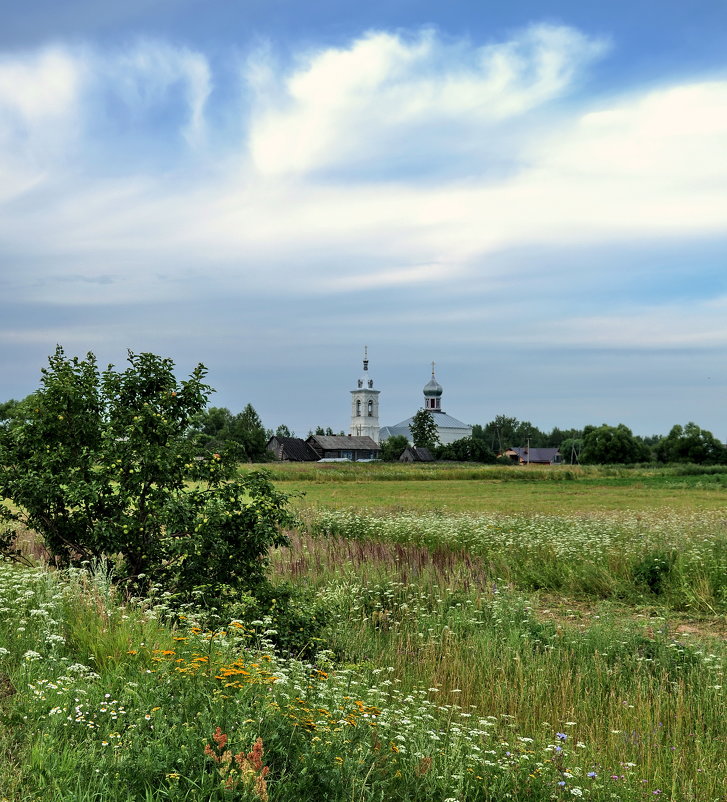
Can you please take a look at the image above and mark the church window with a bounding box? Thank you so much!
[368,399,373,416]
[356,399,361,416]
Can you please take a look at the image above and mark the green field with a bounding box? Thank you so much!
[1,463,725,801]
[262,462,727,514]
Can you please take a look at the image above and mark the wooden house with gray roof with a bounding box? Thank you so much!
[306,434,380,461]
[266,436,319,462]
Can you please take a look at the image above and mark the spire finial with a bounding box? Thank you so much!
[431,360,435,376]
[363,346,369,372]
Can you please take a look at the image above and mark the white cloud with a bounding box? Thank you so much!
[0,26,726,316]
[576,83,727,177]
[0,47,85,197]
[0,47,83,123]
[0,39,211,205]
[247,24,608,176]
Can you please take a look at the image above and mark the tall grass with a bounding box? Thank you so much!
[2,559,725,801]
[302,508,727,613]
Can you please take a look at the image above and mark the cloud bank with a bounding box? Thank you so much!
[1,23,726,435]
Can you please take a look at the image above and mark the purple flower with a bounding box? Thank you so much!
[556,732,568,741]
[557,781,566,787]
[587,772,597,778]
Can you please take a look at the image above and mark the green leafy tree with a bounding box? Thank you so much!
[312,426,338,436]
[409,409,439,450]
[0,347,291,603]
[0,400,19,425]
[190,406,234,453]
[580,423,651,465]
[559,437,584,464]
[379,434,409,461]
[543,426,584,448]
[228,403,270,462]
[477,415,546,453]
[436,437,496,462]
[274,423,295,438]
[655,422,726,464]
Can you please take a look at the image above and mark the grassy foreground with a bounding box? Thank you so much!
[1,559,724,802]
[1,464,725,801]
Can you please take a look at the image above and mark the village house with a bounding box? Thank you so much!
[399,446,434,462]
[503,447,562,465]
[266,436,319,462]
[306,434,380,461]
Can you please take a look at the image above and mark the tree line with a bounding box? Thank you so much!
[3,393,726,467]
[379,410,727,465]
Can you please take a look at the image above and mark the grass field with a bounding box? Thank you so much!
[260,462,727,514]
[1,463,725,801]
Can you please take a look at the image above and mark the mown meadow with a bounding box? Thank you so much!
[1,463,725,801]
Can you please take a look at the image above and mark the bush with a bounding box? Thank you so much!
[0,347,291,607]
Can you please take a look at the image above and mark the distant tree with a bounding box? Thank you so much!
[274,424,295,438]
[0,400,19,425]
[477,415,546,453]
[191,406,234,452]
[581,424,651,465]
[379,434,409,461]
[228,404,270,462]
[480,415,518,453]
[559,437,584,464]
[410,409,439,450]
[543,427,584,448]
[436,437,496,463]
[311,426,340,436]
[471,423,488,444]
[655,423,726,464]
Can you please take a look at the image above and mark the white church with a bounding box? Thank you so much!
[350,349,472,446]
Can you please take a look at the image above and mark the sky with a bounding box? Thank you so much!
[1,0,726,439]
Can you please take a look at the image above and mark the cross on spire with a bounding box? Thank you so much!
[431,360,436,375]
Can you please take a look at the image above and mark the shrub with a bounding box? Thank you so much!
[0,347,291,607]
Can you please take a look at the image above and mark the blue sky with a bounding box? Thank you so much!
[1,0,727,439]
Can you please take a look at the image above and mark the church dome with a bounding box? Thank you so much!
[423,373,442,398]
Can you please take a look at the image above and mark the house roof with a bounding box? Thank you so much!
[508,447,561,463]
[402,446,434,462]
[267,436,319,461]
[380,411,471,442]
[307,435,379,451]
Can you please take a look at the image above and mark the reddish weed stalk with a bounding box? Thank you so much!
[204,727,269,800]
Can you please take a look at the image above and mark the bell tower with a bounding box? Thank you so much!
[350,346,380,443]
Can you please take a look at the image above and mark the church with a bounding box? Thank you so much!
[351,350,472,446]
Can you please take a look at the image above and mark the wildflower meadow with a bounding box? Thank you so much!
[1,464,726,800]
